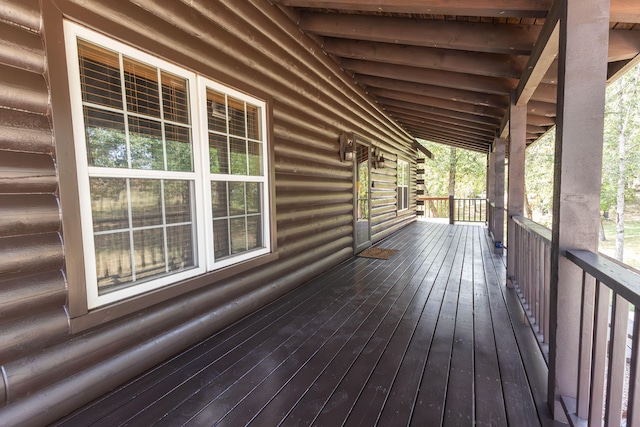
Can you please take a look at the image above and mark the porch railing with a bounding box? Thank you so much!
[511,215,640,426]
[418,197,486,223]
[562,250,640,426]
[511,215,552,354]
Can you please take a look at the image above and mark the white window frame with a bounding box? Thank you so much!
[397,159,409,211]
[198,77,271,271]
[64,21,271,309]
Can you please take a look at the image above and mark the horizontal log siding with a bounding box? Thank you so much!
[0,0,67,411]
[0,0,417,424]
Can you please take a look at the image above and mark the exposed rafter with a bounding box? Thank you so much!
[300,13,542,55]
[272,0,551,18]
[369,87,506,119]
[275,1,640,152]
[342,59,517,95]
[324,38,527,79]
[357,75,510,109]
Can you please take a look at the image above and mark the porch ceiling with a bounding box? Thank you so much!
[272,0,640,153]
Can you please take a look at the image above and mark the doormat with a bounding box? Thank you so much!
[357,247,398,260]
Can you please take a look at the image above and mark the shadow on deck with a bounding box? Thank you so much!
[53,221,556,426]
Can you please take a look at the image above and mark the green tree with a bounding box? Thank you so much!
[418,139,487,198]
[603,64,640,260]
[524,130,555,227]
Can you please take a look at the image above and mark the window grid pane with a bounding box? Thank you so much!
[211,181,265,261]
[70,27,271,306]
[91,178,197,296]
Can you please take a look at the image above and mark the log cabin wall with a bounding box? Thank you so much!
[0,0,416,423]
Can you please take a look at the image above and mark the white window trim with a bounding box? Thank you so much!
[64,21,271,309]
[197,76,271,271]
[398,159,409,212]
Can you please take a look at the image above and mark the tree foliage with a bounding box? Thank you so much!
[417,139,487,198]
[524,130,555,227]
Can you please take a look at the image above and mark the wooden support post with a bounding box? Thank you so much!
[448,194,455,224]
[507,93,527,283]
[487,150,495,236]
[548,0,609,420]
[493,138,505,254]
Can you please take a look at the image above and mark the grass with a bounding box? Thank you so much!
[599,220,640,270]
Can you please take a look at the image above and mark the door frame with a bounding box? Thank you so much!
[353,134,372,254]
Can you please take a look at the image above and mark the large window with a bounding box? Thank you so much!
[65,22,271,308]
[398,159,410,211]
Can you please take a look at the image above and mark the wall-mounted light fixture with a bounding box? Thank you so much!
[339,132,355,162]
[373,147,385,169]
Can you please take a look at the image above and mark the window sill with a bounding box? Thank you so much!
[69,251,279,333]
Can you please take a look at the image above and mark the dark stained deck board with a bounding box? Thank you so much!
[472,227,509,426]
[374,226,463,426]
[479,225,541,427]
[226,223,452,427]
[410,225,468,426]
[51,243,387,426]
[137,222,442,426]
[116,226,424,425]
[186,223,448,426]
[280,223,455,426]
[78,256,380,426]
[338,225,463,426]
[129,247,413,423]
[53,221,547,427]
[443,225,476,425]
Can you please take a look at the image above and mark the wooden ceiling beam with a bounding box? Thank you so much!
[515,0,560,105]
[342,59,516,95]
[357,75,509,109]
[369,87,506,119]
[527,124,548,134]
[408,126,489,145]
[323,38,528,79]
[299,12,541,55]
[412,131,491,153]
[405,127,490,148]
[404,127,493,148]
[275,0,638,23]
[379,97,502,126]
[529,83,557,103]
[527,100,556,117]
[393,114,496,140]
[272,0,551,18]
[611,0,640,24]
[527,114,556,127]
[609,29,640,61]
[385,106,498,133]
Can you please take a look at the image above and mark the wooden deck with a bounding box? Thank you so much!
[53,221,555,426]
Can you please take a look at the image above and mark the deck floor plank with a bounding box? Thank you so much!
[62,252,377,426]
[472,227,509,426]
[443,226,476,425]
[226,222,450,427]
[410,225,467,426]
[53,221,547,427]
[480,225,541,427]
[187,224,445,426]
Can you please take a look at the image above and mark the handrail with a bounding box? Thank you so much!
[564,249,640,425]
[512,215,551,245]
[417,196,486,223]
[418,196,449,201]
[566,249,640,307]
